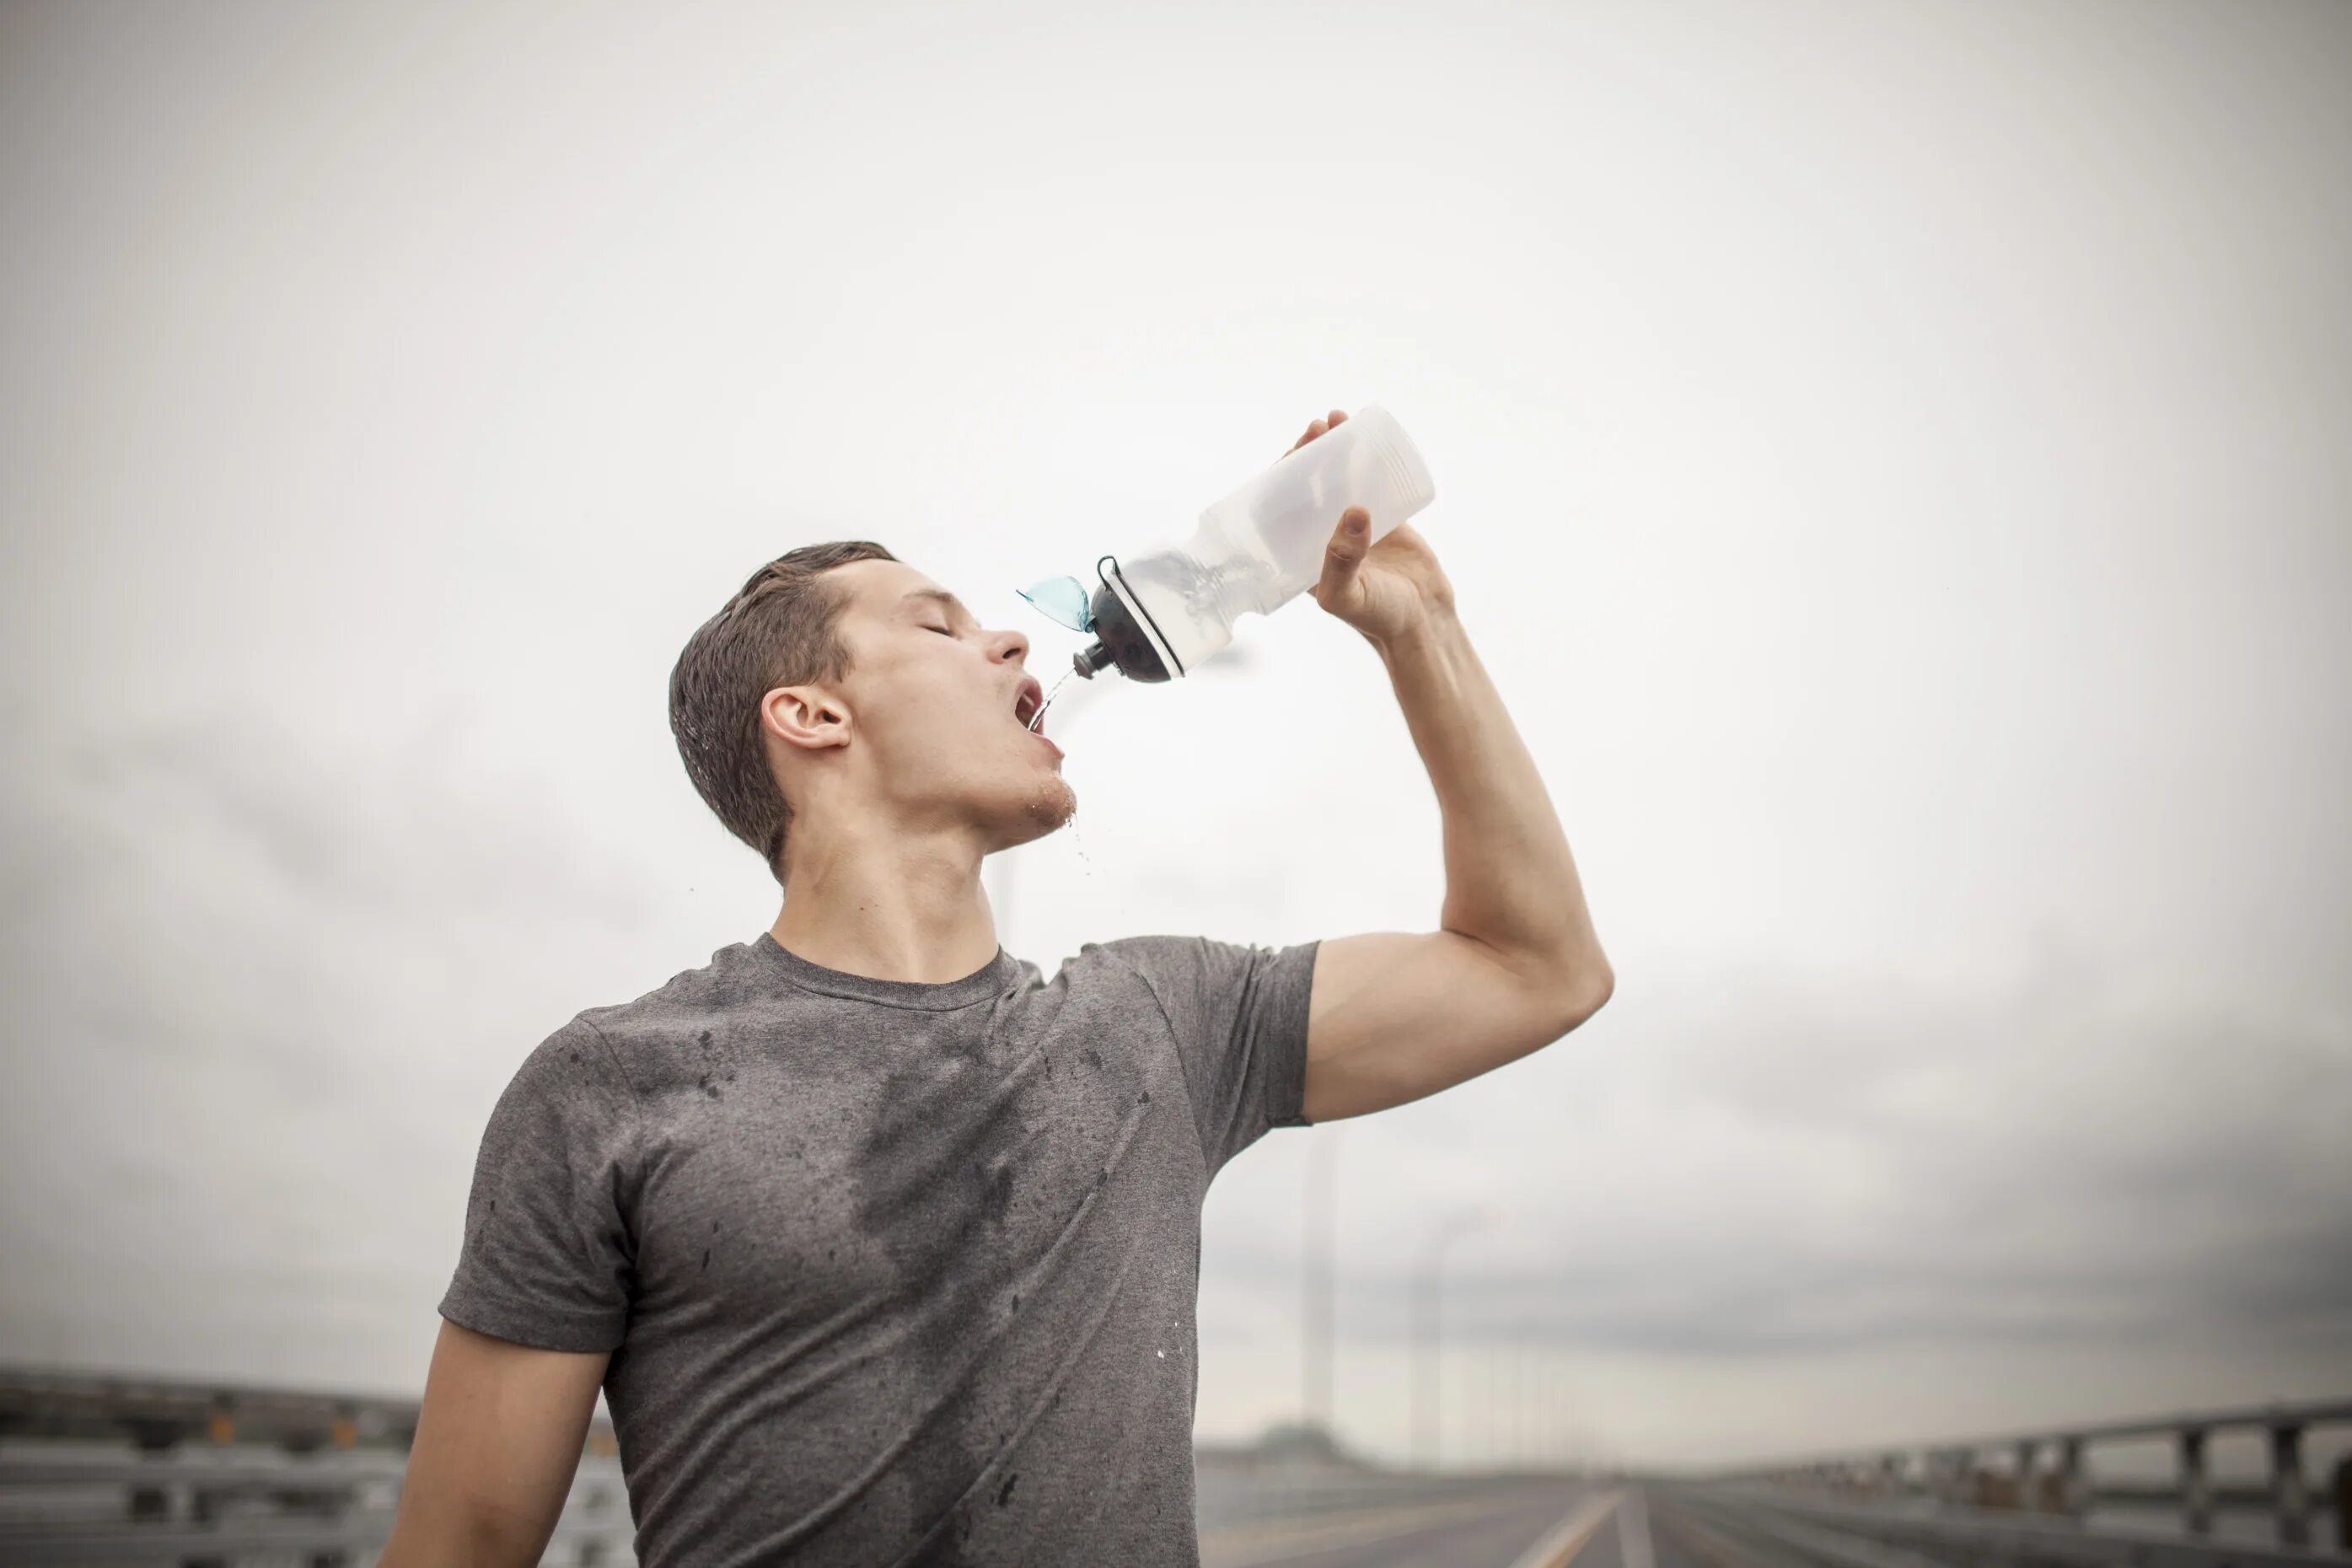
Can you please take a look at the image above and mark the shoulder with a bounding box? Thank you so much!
[578,933,767,1028]
[1044,935,1296,1031]
[1070,934,1316,995]
[488,936,780,1108]
[1051,935,1206,1002]
[1072,934,1219,980]
[471,1016,638,1171]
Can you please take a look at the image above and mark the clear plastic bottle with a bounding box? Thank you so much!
[1070,405,1436,681]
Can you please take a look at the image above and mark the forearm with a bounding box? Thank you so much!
[1377,608,1608,992]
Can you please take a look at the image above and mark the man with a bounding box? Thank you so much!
[382,409,1611,1567]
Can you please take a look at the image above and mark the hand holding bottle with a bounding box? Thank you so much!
[1288,410,1457,652]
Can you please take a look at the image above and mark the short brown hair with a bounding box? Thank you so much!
[669,541,898,884]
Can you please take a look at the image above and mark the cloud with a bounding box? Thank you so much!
[1198,941,2352,1366]
[0,697,665,1383]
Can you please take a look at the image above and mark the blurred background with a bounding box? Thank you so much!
[3,0,2348,1561]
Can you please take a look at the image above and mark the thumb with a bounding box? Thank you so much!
[1315,507,1372,608]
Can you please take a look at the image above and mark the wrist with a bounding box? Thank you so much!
[1373,603,1463,663]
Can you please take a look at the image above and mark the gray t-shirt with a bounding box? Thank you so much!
[439,929,1320,1568]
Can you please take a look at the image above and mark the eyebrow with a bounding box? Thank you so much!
[900,588,975,626]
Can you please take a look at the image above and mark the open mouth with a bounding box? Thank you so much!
[1012,675,1044,733]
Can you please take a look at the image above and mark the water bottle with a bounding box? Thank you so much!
[1019,405,1437,682]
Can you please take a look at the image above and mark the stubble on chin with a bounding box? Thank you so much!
[1024,776,1078,832]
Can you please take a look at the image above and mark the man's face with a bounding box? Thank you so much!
[818,558,1076,851]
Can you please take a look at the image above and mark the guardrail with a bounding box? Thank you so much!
[0,1364,631,1566]
[1661,1480,2349,1567]
[1716,1396,2352,1552]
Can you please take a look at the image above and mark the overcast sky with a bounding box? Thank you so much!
[3,0,2347,1473]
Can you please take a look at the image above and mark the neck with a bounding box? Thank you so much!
[770,818,1001,985]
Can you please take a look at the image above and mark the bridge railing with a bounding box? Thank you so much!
[0,1364,631,1566]
[1715,1395,2352,1551]
[1661,1479,2349,1568]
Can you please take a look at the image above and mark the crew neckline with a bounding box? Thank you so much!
[751,931,1022,1011]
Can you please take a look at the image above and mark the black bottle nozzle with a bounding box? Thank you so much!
[1078,569,1173,684]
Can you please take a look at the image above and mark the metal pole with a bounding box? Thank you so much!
[2270,1424,2309,1548]
[1410,1263,1436,1469]
[1301,1130,1339,1438]
[1433,1256,1447,1469]
[1513,1338,1527,1470]
[1478,1340,1491,1472]
[1469,1336,1483,1467]
[1410,1217,1479,1471]
[2058,1436,2086,1518]
[2180,1427,2212,1536]
[128,1421,179,1525]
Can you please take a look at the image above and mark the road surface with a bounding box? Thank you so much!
[1198,1481,1716,1568]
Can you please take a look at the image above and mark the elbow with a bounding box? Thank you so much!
[1583,964,1615,1016]
[1545,960,1613,1038]
[1481,937,1614,1044]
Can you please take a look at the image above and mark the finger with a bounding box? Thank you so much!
[1316,507,1372,602]
[1326,408,1347,427]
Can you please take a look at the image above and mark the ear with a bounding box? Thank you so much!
[761,685,851,754]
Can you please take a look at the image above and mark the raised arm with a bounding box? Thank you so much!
[379,1321,610,1568]
[1285,410,1612,1123]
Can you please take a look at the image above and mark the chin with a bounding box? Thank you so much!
[989,774,1077,850]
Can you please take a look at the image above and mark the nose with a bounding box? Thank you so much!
[990,628,1030,667]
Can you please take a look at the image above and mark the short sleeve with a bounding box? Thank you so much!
[1100,934,1322,1178]
[438,1018,637,1353]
